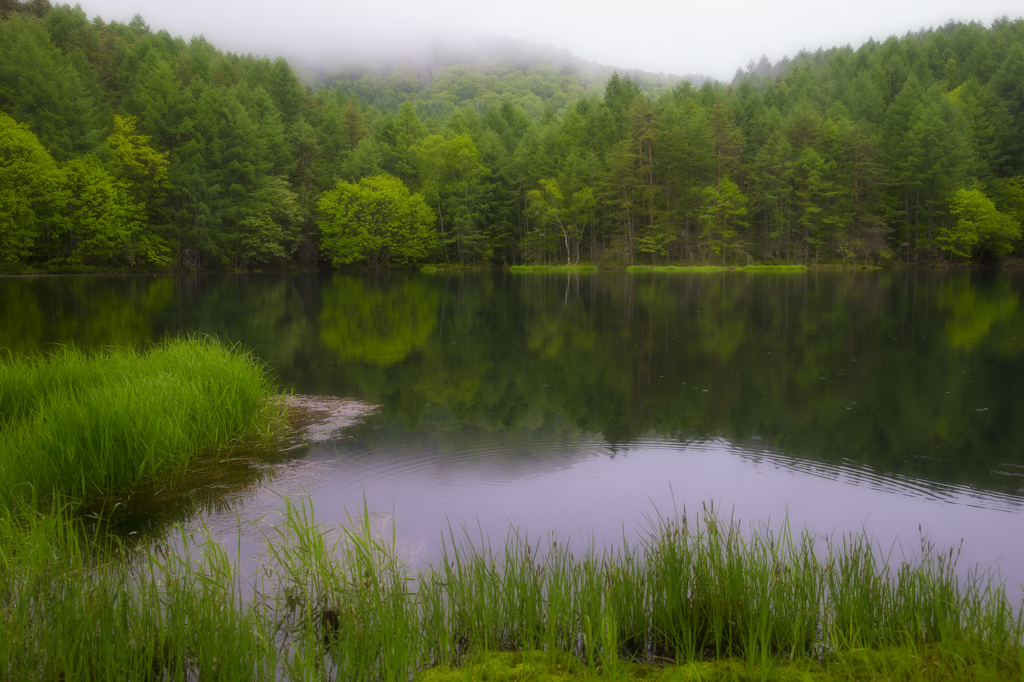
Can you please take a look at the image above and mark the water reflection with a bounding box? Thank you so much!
[320,275,438,365]
[2,270,1024,574]
[0,275,174,351]
[938,274,1020,351]
[189,431,1024,597]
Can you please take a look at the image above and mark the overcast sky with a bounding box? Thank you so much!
[79,0,1022,80]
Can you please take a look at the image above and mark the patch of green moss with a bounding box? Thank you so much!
[415,647,1024,682]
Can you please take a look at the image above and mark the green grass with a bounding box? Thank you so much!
[4,499,1018,680]
[626,265,729,272]
[420,265,439,273]
[0,336,284,506]
[737,265,809,272]
[416,647,1024,680]
[510,265,599,273]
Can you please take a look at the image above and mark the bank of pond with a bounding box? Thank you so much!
[0,339,1021,680]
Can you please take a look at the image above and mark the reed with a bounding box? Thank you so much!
[0,336,284,506]
[626,265,729,272]
[510,265,599,273]
[1,498,1021,680]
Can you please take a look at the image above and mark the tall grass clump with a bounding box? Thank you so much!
[0,336,283,506]
[510,265,598,273]
[2,498,1022,680]
[0,502,282,680]
[626,265,729,273]
[738,264,808,272]
[268,501,1024,679]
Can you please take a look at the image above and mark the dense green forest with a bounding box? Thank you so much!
[2,0,1024,271]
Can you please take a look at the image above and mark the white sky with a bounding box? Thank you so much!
[79,0,1023,81]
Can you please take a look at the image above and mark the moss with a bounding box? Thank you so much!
[416,649,1024,681]
[417,651,585,681]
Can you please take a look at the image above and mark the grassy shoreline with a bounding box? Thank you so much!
[3,498,1020,680]
[0,337,285,507]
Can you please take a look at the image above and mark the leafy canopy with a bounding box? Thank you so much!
[317,173,436,269]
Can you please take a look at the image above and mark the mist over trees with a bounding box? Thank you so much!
[1,0,1023,270]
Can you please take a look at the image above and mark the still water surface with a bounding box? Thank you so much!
[2,270,1023,589]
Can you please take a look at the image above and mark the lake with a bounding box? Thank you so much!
[2,270,1022,592]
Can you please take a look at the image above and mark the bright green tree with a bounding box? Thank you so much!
[939,188,1021,260]
[56,155,145,266]
[317,173,436,269]
[0,113,61,263]
[105,115,170,215]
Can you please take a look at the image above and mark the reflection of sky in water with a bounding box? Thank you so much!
[193,434,1024,599]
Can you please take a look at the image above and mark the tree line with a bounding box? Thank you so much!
[2,0,1024,270]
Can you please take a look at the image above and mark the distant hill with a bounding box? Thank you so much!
[290,36,711,117]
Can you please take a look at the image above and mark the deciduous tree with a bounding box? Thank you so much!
[317,173,436,269]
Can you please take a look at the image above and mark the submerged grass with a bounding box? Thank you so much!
[738,265,809,272]
[0,336,284,506]
[510,265,599,273]
[3,499,1020,680]
[626,265,729,273]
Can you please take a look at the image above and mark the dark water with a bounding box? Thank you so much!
[3,270,1023,589]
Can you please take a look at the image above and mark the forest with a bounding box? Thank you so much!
[2,0,1024,271]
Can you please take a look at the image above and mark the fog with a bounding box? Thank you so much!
[79,0,1021,81]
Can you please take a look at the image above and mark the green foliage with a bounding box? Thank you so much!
[0,13,106,160]
[55,154,145,266]
[0,112,60,263]
[238,175,302,264]
[700,179,749,264]
[105,115,169,213]
[318,173,436,268]
[0,337,282,505]
[8,499,1020,680]
[414,133,491,264]
[940,188,1021,259]
[4,6,1024,268]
